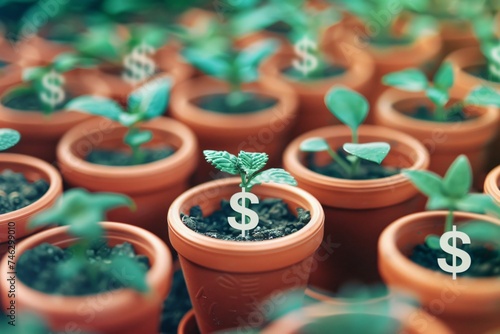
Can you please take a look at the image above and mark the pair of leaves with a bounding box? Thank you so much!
[0,128,20,151]
[22,53,97,83]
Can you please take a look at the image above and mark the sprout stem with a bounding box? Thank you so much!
[445,209,454,233]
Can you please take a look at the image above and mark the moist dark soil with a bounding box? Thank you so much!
[411,243,500,277]
[0,169,49,214]
[305,149,400,180]
[407,104,471,122]
[17,241,150,295]
[85,146,174,166]
[193,92,277,114]
[2,90,72,111]
[464,64,500,83]
[182,197,311,241]
[264,21,292,34]
[283,64,346,81]
[160,269,192,334]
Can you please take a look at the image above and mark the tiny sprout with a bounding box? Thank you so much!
[300,86,391,179]
[403,155,500,249]
[65,77,172,165]
[0,128,20,151]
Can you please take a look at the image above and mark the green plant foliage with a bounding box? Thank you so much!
[203,150,297,191]
[65,77,171,164]
[343,143,391,164]
[0,128,20,151]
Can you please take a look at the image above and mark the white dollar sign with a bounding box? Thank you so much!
[489,45,500,80]
[437,225,472,280]
[40,70,65,109]
[122,43,156,86]
[228,188,260,238]
[292,36,318,76]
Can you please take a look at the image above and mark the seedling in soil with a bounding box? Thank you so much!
[203,150,297,237]
[0,128,20,151]
[404,155,500,250]
[299,86,391,179]
[383,62,500,122]
[27,188,149,293]
[65,77,171,165]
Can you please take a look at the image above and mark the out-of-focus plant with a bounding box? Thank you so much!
[0,128,20,151]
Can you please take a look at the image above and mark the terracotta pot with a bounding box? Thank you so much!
[178,310,199,334]
[170,76,298,184]
[57,117,198,246]
[0,64,21,95]
[260,47,374,137]
[379,211,500,334]
[15,35,73,68]
[283,125,430,293]
[439,20,478,61]
[168,177,325,334]
[446,47,500,171]
[0,153,62,257]
[485,165,500,204]
[375,88,499,187]
[0,35,16,64]
[0,221,173,334]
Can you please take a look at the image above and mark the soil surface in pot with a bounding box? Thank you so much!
[86,146,175,166]
[2,90,73,112]
[305,149,400,180]
[160,269,192,334]
[464,64,500,83]
[282,63,346,81]
[402,104,471,123]
[0,169,49,214]
[411,242,500,277]
[367,35,414,47]
[182,198,311,241]
[17,241,150,295]
[193,92,277,114]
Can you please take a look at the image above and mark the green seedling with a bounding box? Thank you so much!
[404,155,500,249]
[383,62,500,121]
[29,188,149,293]
[405,0,485,21]
[299,86,391,179]
[0,128,20,151]
[65,77,171,165]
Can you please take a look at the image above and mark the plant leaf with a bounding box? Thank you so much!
[324,86,368,131]
[236,39,278,83]
[402,169,443,197]
[426,194,453,210]
[124,129,153,147]
[118,112,142,127]
[247,168,297,190]
[426,87,449,107]
[181,48,229,79]
[382,69,428,91]
[455,193,500,216]
[442,155,471,198]
[53,53,96,72]
[342,142,390,164]
[433,62,454,92]
[299,137,330,152]
[425,234,441,250]
[128,77,172,120]
[22,66,48,82]
[458,221,500,246]
[203,150,239,175]
[237,151,269,175]
[465,85,500,107]
[0,128,20,151]
[65,96,124,121]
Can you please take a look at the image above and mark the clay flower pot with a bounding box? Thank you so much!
[178,310,198,334]
[379,211,500,334]
[439,20,478,60]
[375,88,499,186]
[170,76,298,184]
[0,153,62,256]
[260,48,374,137]
[485,165,500,204]
[15,35,73,68]
[57,117,198,246]
[0,221,173,334]
[283,125,430,294]
[168,177,324,333]
[0,64,21,95]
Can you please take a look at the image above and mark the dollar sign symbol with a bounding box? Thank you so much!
[122,43,156,86]
[437,225,472,280]
[489,45,500,80]
[228,188,260,238]
[40,70,65,109]
[292,36,318,76]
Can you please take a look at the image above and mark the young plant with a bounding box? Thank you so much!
[65,77,171,165]
[404,155,500,249]
[28,188,149,293]
[383,62,500,121]
[299,86,391,179]
[0,128,20,151]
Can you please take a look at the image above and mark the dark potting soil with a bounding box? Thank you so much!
[265,21,292,34]
[2,90,72,112]
[282,64,346,81]
[182,198,311,241]
[0,169,49,214]
[464,64,500,83]
[159,270,192,334]
[85,146,175,166]
[305,149,400,180]
[410,243,500,277]
[406,104,471,123]
[17,241,150,295]
[193,92,278,114]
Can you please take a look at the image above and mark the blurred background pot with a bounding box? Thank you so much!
[485,165,500,204]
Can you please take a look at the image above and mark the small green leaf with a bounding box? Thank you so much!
[442,155,471,198]
[203,150,239,175]
[426,87,449,107]
[124,129,153,147]
[128,77,172,120]
[402,169,443,197]
[426,195,453,211]
[236,39,278,82]
[425,234,441,250]
[65,96,125,121]
[118,112,142,127]
[455,193,500,216]
[237,151,269,175]
[247,168,297,190]
[382,69,429,91]
[299,137,330,152]
[22,66,48,82]
[181,48,229,79]
[0,128,20,151]
[458,221,500,246]
[53,53,96,73]
[433,62,454,92]
[324,86,368,131]
[465,86,500,107]
[342,142,390,164]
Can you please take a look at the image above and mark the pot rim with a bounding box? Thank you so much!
[485,165,500,203]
